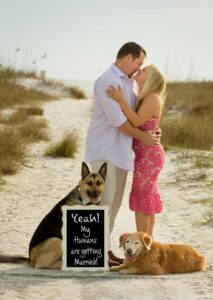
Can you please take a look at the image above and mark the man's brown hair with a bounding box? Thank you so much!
[116,42,146,59]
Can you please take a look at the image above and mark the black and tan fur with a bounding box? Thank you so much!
[0,162,107,269]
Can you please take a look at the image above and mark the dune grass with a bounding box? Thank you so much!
[0,119,49,175]
[43,78,87,99]
[17,119,49,143]
[0,65,87,178]
[170,149,212,229]
[0,129,26,175]
[0,66,56,110]
[187,169,209,181]
[0,107,43,125]
[20,106,44,116]
[194,209,213,227]
[193,198,213,206]
[0,66,37,80]
[0,80,54,110]
[45,132,78,158]
[161,81,213,150]
[193,156,213,169]
[0,67,51,176]
[0,110,28,124]
[68,86,86,99]
[160,115,213,150]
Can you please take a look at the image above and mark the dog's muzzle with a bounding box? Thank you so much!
[87,191,100,198]
[86,191,101,205]
[125,248,138,260]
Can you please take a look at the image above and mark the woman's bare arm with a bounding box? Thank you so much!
[106,86,161,127]
[117,120,159,145]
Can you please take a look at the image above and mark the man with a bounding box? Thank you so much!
[84,42,159,262]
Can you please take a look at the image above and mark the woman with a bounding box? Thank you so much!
[106,65,166,237]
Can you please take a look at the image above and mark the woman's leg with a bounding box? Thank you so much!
[148,214,155,237]
[135,211,150,234]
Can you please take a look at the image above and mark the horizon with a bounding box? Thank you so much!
[0,0,212,81]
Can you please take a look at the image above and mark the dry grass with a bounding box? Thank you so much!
[42,78,87,99]
[173,150,213,167]
[161,81,213,150]
[0,65,86,178]
[0,107,43,125]
[0,129,26,175]
[18,119,50,143]
[160,115,213,150]
[193,198,213,206]
[68,86,86,99]
[20,106,44,116]
[164,81,213,112]
[0,67,37,80]
[175,150,212,169]
[45,132,78,158]
[0,118,49,175]
[0,66,51,176]
[0,67,55,110]
[187,169,209,181]
[192,197,213,228]
[43,78,66,89]
[0,110,28,124]
[0,80,54,110]
[193,155,213,169]
[194,209,213,227]
[170,150,213,190]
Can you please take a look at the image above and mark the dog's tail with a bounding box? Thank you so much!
[0,254,28,264]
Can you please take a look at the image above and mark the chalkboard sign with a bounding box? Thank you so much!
[62,205,109,271]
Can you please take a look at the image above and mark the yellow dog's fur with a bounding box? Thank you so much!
[111,232,206,275]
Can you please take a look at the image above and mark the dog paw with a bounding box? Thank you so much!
[110,266,119,272]
[119,269,129,274]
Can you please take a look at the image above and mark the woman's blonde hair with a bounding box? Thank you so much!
[135,65,166,112]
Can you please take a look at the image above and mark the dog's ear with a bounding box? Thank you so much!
[98,162,107,180]
[81,162,90,179]
[119,234,125,248]
[140,233,152,250]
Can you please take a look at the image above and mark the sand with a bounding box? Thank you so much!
[0,94,212,300]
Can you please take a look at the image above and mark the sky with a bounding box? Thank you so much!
[0,0,212,81]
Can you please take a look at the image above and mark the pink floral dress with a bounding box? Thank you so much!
[129,118,165,215]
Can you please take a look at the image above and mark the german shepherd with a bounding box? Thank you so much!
[0,162,107,269]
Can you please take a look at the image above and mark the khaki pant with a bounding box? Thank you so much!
[90,160,127,234]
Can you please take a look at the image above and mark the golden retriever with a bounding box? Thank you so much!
[110,232,206,275]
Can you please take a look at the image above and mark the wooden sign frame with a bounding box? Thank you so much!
[62,205,109,271]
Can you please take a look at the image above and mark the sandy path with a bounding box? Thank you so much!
[0,97,212,300]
